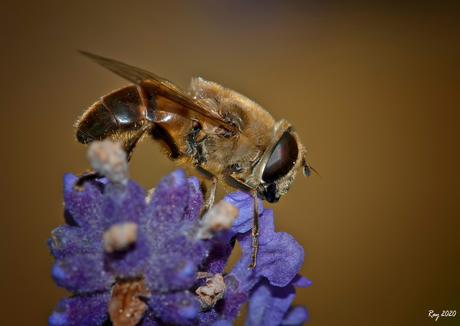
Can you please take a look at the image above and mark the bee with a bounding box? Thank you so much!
[75,52,313,268]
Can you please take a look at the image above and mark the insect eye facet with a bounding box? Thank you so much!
[262,131,299,183]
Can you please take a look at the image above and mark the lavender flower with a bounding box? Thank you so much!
[48,143,310,326]
[200,192,312,326]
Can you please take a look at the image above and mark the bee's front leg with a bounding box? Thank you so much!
[73,171,104,190]
[248,190,260,269]
[221,175,260,268]
[204,176,218,211]
[124,122,153,162]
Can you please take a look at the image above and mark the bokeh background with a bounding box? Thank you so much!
[1,1,459,325]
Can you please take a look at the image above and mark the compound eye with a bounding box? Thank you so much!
[262,131,299,183]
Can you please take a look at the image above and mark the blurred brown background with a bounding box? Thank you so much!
[1,1,459,325]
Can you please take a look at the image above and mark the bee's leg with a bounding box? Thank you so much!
[221,175,260,269]
[194,165,217,216]
[73,171,104,190]
[124,122,153,162]
[204,175,218,211]
[248,190,260,269]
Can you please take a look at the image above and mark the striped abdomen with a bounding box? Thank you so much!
[76,84,155,144]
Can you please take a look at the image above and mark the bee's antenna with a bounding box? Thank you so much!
[303,164,321,178]
[310,165,321,178]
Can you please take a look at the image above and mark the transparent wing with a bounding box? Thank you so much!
[79,51,233,131]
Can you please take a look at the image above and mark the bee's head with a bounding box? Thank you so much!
[251,120,310,203]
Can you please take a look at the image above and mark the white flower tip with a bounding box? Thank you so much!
[198,201,238,239]
[87,140,129,184]
[103,222,138,253]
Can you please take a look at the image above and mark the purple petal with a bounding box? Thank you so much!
[160,225,211,266]
[52,253,113,293]
[233,230,304,288]
[103,180,146,227]
[145,170,190,231]
[144,254,197,292]
[149,291,200,325]
[245,278,296,326]
[47,225,101,259]
[184,176,204,221]
[48,292,110,326]
[104,227,151,278]
[224,191,264,235]
[200,240,233,275]
[257,209,276,246]
[280,306,309,326]
[290,274,312,287]
[63,173,104,234]
[221,274,250,320]
[197,309,220,326]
